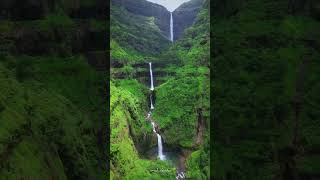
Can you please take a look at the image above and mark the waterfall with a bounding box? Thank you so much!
[148,62,165,160]
[150,95,154,110]
[170,12,174,42]
[151,122,156,133]
[157,134,165,160]
[149,62,154,91]
[151,122,165,160]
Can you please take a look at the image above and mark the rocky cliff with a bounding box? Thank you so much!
[173,0,204,41]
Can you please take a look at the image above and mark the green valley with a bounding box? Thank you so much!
[110,0,210,179]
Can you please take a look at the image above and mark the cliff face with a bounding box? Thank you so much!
[173,0,204,41]
[111,0,171,40]
[110,0,205,42]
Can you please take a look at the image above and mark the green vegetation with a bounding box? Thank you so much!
[0,0,107,179]
[110,82,175,179]
[111,0,210,179]
[213,0,320,179]
[110,3,171,64]
[0,58,106,179]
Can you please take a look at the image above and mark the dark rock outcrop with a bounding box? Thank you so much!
[173,0,204,41]
[111,0,171,40]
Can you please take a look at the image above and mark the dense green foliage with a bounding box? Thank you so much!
[213,0,320,179]
[110,82,176,179]
[111,3,170,64]
[111,0,210,179]
[0,56,106,179]
[0,0,107,178]
[153,2,210,179]
[153,66,209,148]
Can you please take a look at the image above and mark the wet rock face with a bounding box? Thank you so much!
[111,0,171,39]
[173,0,204,41]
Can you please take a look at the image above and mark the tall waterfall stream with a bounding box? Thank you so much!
[147,62,186,179]
[148,62,165,160]
[170,12,174,42]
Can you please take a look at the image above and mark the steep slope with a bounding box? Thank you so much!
[0,0,107,179]
[110,82,175,179]
[0,60,105,179]
[110,2,170,59]
[110,0,174,88]
[152,1,210,179]
[110,0,210,179]
[173,0,205,41]
[111,0,171,40]
[213,0,320,179]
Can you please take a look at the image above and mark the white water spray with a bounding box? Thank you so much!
[150,95,154,110]
[176,172,185,179]
[151,122,165,160]
[149,62,154,91]
[148,62,165,160]
[170,12,174,42]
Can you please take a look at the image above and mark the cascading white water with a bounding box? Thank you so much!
[148,62,165,160]
[151,122,165,160]
[170,12,174,42]
[150,95,154,110]
[149,62,154,91]
[157,134,165,160]
[151,122,156,133]
[176,172,185,179]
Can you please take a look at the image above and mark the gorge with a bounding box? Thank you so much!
[110,0,210,179]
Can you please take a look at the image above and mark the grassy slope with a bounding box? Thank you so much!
[213,0,320,178]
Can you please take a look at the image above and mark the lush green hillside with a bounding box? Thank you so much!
[213,0,320,179]
[110,2,171,65]
[110,0,210,179]
[0,0,107,179]
[110,82,176,179]
[0,57,106,179]
[153,2,210,179]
